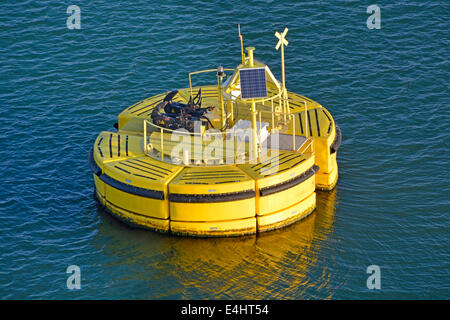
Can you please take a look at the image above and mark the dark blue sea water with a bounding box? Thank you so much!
[0,0,449,299]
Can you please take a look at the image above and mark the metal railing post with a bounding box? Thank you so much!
[160,127,164,160]
[258,110,262,146]
[143,120,147,153]
[292,114,295,151]
[271,99,275,129]
[304,101,308,138]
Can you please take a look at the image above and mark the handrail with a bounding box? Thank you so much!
[188,68,235,97]
[145,102,311,141]
[144,119,228,138]
[299,137,314,154]
[142,94,316,164]
[280,96,309,138]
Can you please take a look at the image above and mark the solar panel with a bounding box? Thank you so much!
[239,68,267,99]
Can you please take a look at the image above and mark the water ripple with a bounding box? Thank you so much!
[0,0,448,299]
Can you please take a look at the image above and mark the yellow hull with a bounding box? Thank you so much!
[90,87,340,237]
[94,173,317,237]
[91,151,319,236]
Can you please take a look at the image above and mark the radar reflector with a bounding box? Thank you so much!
[239,68,267,99]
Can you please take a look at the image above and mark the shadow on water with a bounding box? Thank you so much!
[93,189,337,299]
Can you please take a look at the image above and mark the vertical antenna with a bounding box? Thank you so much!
[238,24,245,64]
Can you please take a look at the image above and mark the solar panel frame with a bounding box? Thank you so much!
[239,67,267,100]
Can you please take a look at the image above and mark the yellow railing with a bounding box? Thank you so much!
[256,109,313,154]
[284,96,309,137]
[144,119,235,165]
[188,68,235,129]
[144,114,313,165]
[188,68,235,97]
[142,86,315,165]
[299,137,314,154]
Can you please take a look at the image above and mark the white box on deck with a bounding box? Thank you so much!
[230,119,269,144]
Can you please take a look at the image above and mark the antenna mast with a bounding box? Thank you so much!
[238,24,245,64]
